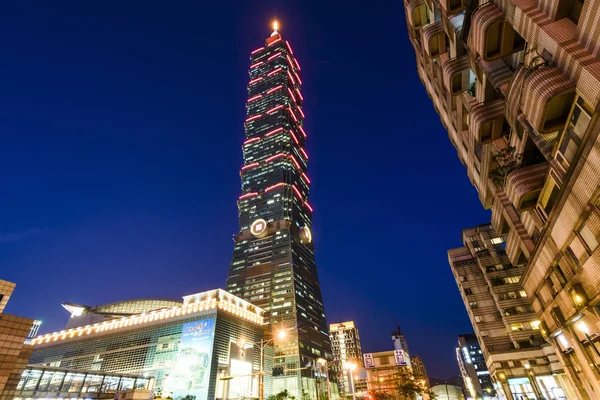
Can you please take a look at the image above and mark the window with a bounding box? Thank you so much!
[537,177,561,221]
[470,301,478,309]
[556,95,591,167]
[474,316,483,323]
[465,288,473,295]
[546,276,559,297]
[579,224,599,252]
[530,320,541,330]
[511,323,525,331]
[490,237,504,245]
[505,276,520,284]
[519,290,528,298]
[553,265,568,285]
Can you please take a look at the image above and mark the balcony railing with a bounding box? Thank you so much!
[468,3,524,61]
[443,56,471,95]
[422,21,448,58]
[505,162,549,211]
[470,99,506,144]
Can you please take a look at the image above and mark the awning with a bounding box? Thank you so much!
[470,99,506,143]
[505,162,549,211]
[443,56,470,94]
[467,3,504,59]
[422,21,446,57]
[406,0,427,29]
[478,58,513,96]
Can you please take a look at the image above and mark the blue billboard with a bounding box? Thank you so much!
[169,318,216,400]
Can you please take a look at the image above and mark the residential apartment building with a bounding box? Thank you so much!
[0,280,35,400]
[457,334,496,399]
[329,321,363,395]
[410,355,430,388]
[449,226,574,400]
[403,0,600,397]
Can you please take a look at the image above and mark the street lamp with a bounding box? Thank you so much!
[238,330,288,400]
[343,361,357,400]
[316,358,332,400]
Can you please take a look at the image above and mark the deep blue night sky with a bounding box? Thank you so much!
[1,0,490,378]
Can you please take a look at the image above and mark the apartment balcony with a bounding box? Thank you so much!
[406,0,429,30]
[468,3,524,61]
[477,58,512,96]
[422,22,447,58]
[439,0,467,15]
[521,66,576,134]
[469,99,506,144]
[443,56,470,95]
[505,162,549,212]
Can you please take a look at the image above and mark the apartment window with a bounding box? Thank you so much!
[579,224,599,252]
[490,237,504,245]
[474,316,483,323]
[553,265,568,286]
[556,95,591,168]
[505,276,520,284]
[519,290,528,298]
[546,276,559,297]
[459,276,467,282]
[470,301,478,309]
[537,176,561,222]
[530,320,541,330]
[511,323,525,331]
[465,288,473,295]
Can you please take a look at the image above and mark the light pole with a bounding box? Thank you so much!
[344,362,357,400]
[316,358,332,400]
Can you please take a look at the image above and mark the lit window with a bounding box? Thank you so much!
[530,320,541,330]
[579,224,599,252]
[519,290,528,298]
[490,237,504,245]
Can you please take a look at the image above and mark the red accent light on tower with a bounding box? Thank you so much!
[241,162,260,171]
[292,185,303,200]
[286,55,295,70]
[268,38,282,46]
[248,94,263,103]
[245,115,262,122]
[300,148,309,160]
[287,108,298,122]
[251,47,264,54]
[287,88,297,102]
[266,105,284,114]
[244,137,260,145]
[250,61,264,69]
[297,106,305,118]
[267,52,281,61]
[267,85,283,94]
[293,70,302,85]
[299,126,307,138]
[239,192,258,200]
[302,173,311,184]
[295,88,304,101]
[293,58,301,71]
[304,201,313,212]
[249,77,263,85]
[287,70,296,85]
[265,182,285,193]
[286,41,294,55]
[267,67,282,77]
[265,153,285,163]
[265,127,284,137]
[290,132,299,144]
[289,155,301,170]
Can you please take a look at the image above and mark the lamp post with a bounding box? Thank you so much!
[343,362,357,400]
[316,358,332,400]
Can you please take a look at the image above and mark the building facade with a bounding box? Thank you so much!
[403,0,600,397]
[224,23,332,398]
[0,280,36,400]
[363,350,411,397]
[431,384,466,400]
[449,226,574,400]
[410,355,430,388]
[329,321,363,395]
[457,334,495,399]
[28,289,265,400]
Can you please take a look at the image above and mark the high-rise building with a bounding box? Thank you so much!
[456,334,495,399]
[449,225,574,400]
[403,0,600,397]
[225,23,331,398]
[410,355,430,388]
[329,321,363,395]
[392,330,410,356]
[0,280,35,400]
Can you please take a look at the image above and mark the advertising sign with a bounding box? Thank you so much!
[170,318,216,400]
[394,350,407,366]
[363,353,375,368]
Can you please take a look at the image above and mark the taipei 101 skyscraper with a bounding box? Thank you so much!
[225,22,332,397]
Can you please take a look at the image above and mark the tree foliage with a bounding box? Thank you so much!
[394,368,426,400]
[267,390,296,400]
[488,145,522,187]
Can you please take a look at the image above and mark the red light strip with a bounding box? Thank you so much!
[266,105,284,114]
[244,137,260,145]
[286,55,295,70]
[265,127,284,137]
[286,41,294,55]
[248,94,262,102]
[287,107,298,122]
[304,201,313,212]
[293,70,302,85]
[292,185,303,200]
[287,70,296,85]
[296,106,305,118]
[241,162,260,171]
[265,182,285,193]
[267,51,282,61]
[249,77,263,85]
[299,126,307,138]
[293,58,301,71]
[268,38,282,46]
[251,47,264,54]
[289,155,301,170]
[302,173,311,184]
[266,85,283,94]
[300,148,309,160]
[246,114,262,122]
[239,192,258,200]
[290,132,299,144]
[295,88,304,101]
[265,153,285,163]
[287,88,297,102]
[267,67,282,77]
[250,61,264,69]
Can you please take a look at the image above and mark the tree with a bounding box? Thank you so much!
[488,145,522,187]
[393,368,426,400]
[267,390,296,400]
[370,390,393,400]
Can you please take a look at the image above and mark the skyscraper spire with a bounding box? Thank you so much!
[226,24,331,398]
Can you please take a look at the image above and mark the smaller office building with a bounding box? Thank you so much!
[29,289,265,400]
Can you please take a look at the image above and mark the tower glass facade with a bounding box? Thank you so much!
[225,27,331,397]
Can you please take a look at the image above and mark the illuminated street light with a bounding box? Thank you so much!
[317,358,332,400]
[343,362,357,400]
